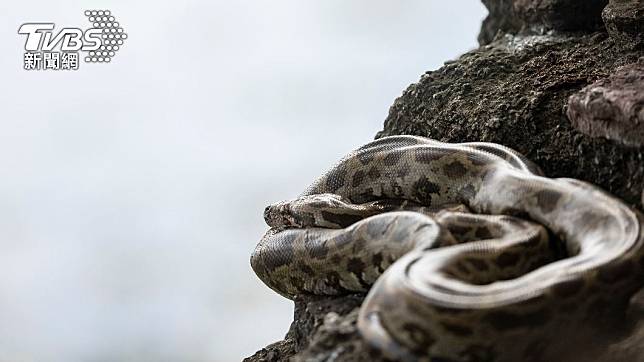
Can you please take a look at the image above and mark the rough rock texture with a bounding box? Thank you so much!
[478,0,523,45]
[478,0,609,45]
[603,0,644,48]
[514,0,608,32]
[243,295,384,362]
[567,61,644,146]
[247,1,644,361]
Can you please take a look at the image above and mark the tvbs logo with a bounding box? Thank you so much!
[18,10,127,70]
[19,24,102,52]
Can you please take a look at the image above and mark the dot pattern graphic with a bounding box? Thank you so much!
[83,10,127,63]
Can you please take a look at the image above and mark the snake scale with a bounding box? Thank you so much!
[251,135,644,362]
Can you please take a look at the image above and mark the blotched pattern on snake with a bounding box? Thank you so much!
[251,135,644,361]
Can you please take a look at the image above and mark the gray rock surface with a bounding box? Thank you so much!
[478,0,609,45]
[478,0,522,45]
[567,60,644,147]
[247,1,644,361]
[513,0,608,32]
[603,0,644,49]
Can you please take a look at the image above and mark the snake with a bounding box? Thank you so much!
[250,135,644,362]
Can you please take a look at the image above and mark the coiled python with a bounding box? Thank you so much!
[251,135,644,362]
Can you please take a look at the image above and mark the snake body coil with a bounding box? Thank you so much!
[251,136,644,361]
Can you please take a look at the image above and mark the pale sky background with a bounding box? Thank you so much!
[0,2,486,361]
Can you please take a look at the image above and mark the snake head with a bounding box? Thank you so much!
[265,194,350,228]
[264,201,300,228]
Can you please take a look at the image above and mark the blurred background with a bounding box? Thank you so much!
[0,2,485,361]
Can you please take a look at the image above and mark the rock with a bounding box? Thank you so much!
[478,0,609,45]
[478,0,522,45]
[567,61,644,147]
[603,0,644,48]
[514,0,608,32]
[244,294,380,362]
[244,340,295,362]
